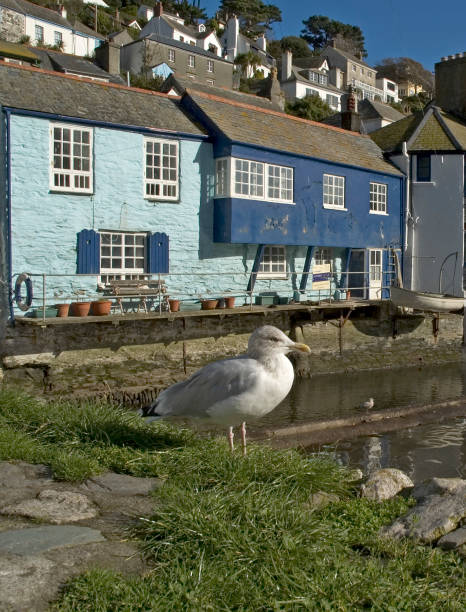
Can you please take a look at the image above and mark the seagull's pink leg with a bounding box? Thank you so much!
[228,426,234,452]
[241,421,247,456]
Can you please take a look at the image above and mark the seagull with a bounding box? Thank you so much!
[140,325,311,454]
[360,397,375,410]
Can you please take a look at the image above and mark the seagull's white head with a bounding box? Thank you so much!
[247,325,311,359]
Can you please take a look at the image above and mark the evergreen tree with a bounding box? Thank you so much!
[301,15,366,57]
[285,94,333,122]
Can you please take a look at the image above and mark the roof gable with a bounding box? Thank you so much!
[370,106,466,152]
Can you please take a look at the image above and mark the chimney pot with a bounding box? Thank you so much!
[154,1,163,18]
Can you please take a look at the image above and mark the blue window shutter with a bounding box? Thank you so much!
[77,229,100,273]
[147,232,169,274]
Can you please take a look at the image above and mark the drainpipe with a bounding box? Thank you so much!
[402,141,413,288]
[5,109,15,325]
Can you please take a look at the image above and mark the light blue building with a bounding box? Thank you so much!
[0,62,404,323]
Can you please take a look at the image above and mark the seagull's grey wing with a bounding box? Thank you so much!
[148,356,262,418]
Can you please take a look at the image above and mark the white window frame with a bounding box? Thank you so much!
[323,173,346,210]
[99,230,148,283]
[370,182,388,214]
[326,94,339,109]
[314,247,332,265]
[35,24,44,43]
[267,164,293,203]
[215,158,229,196]
[215,157,294,204]
[207,59,214,72]
[50,123,93,194]
[144,138,179,201]
[188,54,195,68]
[54,31,62,46]
[168,49,175,62]
[257,245,287,279]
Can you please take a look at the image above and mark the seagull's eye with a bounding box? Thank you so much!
[269,336,280,342]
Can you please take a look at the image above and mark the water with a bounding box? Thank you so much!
[250,360,466,483]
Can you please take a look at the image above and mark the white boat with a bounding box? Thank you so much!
[390,286,464,313]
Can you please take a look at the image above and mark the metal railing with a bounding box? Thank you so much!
[11,269,393,322]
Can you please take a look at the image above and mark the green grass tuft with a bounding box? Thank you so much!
[1,390,464,610]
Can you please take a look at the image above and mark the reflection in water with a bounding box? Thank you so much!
[248,360,466,483]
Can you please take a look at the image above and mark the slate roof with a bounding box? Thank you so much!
[162,74,277,110]
[370,106,466,152]
[0,62,206,136]
[144,34,232,63]
[358,99,405,122]
[32,48,124,84]
[323,45,372,69]
[185,89,403,176]
[162,15,212,41]
[0,0,105,38]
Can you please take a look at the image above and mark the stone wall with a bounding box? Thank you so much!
[0,8,24,42]
[1,304,463,398]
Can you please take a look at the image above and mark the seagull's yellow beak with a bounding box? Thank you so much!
[292,342,311,353]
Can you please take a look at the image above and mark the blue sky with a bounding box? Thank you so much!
[202,0,466,71]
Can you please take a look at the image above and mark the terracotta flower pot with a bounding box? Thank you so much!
[224,296,235,308]
[70,301,91,317]
[90,300,112,316]
[55,303,70,317]
[169,299,180,312]
[201,299,218,310]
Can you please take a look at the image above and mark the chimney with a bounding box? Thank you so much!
[255,34,266,52]
[225,16,239,61]
[435,53,466,120]
[57,4,67,19]
[281,50,292,81]
[95,41,120,76]
[341,87,361,132]
[263,66,284,110]
[154,1,163,18]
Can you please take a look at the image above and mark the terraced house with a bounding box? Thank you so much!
[0,61,403,325]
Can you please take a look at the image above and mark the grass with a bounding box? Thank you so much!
[0,390,464,610]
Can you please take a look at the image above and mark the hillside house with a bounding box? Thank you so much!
[0,0,104,56]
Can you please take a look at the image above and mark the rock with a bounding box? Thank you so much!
[361,468,413,501]
[348,469,364,482]
[307,491,340,509]
[408,477,466,501]
[0,525,105,556]
[0,554,57,611]
[0,461,53,487]
[0,489,98,524]
[81,472,164,497]
[437,526,466,550]
[380,486,466,543]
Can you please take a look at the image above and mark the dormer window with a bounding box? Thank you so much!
[198,24,206,32]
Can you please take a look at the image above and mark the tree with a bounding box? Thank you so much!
[235,50,262,78]
[267,36,313,61]
[374,58,434,94]
[301,15,366,57]
[173,0,207,25]
[285,94,333,122]
[219,0,282,38]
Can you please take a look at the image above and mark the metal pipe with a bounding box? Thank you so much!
[5,109,15,325]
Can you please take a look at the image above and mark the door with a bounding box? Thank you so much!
[369,249,382,299]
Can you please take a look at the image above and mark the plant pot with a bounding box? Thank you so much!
[168,299,180,312]
[55,303,70,317]
[224,296,235,308]
[201,299,218,310]
[32,306,58,318]
[90,300,112,316]
[346,290,351,300]
[70,301,91,317]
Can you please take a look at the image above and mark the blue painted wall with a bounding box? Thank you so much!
[214,142,403,249]
[5,112,402,315]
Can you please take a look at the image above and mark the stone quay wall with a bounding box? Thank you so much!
[0,304,463,400]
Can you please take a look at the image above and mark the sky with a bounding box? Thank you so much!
[201,0,466,72]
